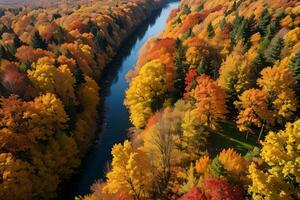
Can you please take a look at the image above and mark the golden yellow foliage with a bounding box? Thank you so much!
[218,148,247,177]
[195,155,210,174]
[248,119,300,199]
[103,140,153,199]
[125,59,167,128]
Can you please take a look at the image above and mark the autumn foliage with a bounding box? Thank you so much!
[0,0,166,199]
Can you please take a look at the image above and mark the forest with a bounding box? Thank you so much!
[81,0,300,199]
[0,0,300,199]
[0,0,166,199]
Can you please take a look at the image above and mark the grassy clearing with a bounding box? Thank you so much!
[207,120,260,156]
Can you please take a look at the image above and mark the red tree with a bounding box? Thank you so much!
[203,178,243,200]
[1,70,25,95]
[179,187,207,200]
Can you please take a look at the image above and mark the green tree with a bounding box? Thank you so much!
[252,52,267,77]
[265,36,284,63]
[257,8,271,35]
[207,22,215,38]
[183,5,191,15]
[173,39,186,99]
[289,51,300,96]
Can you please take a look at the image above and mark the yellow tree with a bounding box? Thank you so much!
[248,119,300,199]
[103,140,153,200]
[191,74,227,129]
[54,64,76,104]
[235,89,274,138]
[181,109,209,162]
[27,57,57,94]
[142,102,186,198]
[218,148,247,178]
[258,61,298,124]
[124,59,167,128]
[217,50,254,102]
[0,153,33,200]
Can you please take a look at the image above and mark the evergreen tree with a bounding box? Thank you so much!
[173,39,186,100]
[75,68,86,87]
[210,157,228,177]
[183,5,191,15]
[252,52,267,77]
[65,98,76,132]
[266,18,281,38]
[182,28,194,40]
[265,36,284,63]
[195,2,204,12]
[289,51,300,80]
[207,22,215,38]
[257,8,271,35]
[0,45,14,61]
[198,59,207,75]
[289,51,300,96]
[31,31,47,50]
[220,18,227,30]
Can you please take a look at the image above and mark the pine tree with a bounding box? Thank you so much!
[289,51,300,96]
[195,2,204,12]
[210,157,228,177]
[31,31,47,50]
[257,8,271,35]
[75,68,86,87]
[265,36,284,63]
[207,22,215,38]
[182,28,194,40]
[220,18,227,30]
[252,52,267,76]
[267,18,280,38]
[174,40,186,100]
[183,5,191,15]
[289,51,300,81]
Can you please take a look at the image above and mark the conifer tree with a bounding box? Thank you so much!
[207,22,215,38]
[289,51,300,96]
[265,36,284,63]
[174,39,186,99]
[257,8,271,35]
[289,51,300,81]
[183,5,191,15]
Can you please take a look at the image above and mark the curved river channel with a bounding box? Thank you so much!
[63,1,180,199]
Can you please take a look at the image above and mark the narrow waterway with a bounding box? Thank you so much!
[64,1,179,199]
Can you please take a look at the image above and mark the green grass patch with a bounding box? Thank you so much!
[207,120,260,156]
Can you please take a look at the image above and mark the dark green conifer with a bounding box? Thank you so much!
[265,36,284,63]
[257,8,271,35]
[207,22,215,38]
[183,5,191,15]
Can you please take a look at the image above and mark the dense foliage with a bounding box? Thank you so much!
[0,0,166,199]
[83,0,300,199]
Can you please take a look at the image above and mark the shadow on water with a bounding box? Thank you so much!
[59,1,179,199]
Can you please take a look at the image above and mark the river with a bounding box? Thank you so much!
[63,1,180,199]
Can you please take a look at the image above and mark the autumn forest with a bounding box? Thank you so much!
[0,0,299,200]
